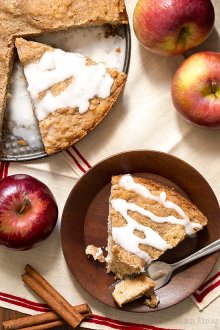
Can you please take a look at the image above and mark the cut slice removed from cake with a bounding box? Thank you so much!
[15,38,127,154]
[106,174,208,279]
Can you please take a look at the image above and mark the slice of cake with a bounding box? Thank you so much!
[86,173,208,307]
[15,38,127,154]
[112,274,155,307]
[0,0,128,153]
[106,174,208,279]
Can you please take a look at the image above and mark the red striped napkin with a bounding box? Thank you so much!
[191,263,220,311]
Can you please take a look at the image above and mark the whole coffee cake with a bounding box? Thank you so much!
[0,0,128,154]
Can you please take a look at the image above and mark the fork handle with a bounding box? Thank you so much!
[171,238,220,271]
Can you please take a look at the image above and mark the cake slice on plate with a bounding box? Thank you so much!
[15,38,127,154]
[86,173,208,307]
[106,174,208,279]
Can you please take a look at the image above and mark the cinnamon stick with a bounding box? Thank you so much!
[19,320,64,330]
[22,265,83,328]
[2,305,92,330]
[3,313,93,330]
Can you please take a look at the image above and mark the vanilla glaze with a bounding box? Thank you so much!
[24,50,114,121]
[111,199,171,263]
[119,175,201,235]
[5,64,43,150]
[5,26,125,149]
[111,175,202,263]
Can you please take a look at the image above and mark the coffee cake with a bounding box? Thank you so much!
[106,174,208,279]
[16,38,127,154]
[0,0,128,154]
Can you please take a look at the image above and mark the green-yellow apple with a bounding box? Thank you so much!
[133,0,215,56]
[172,52,220,128]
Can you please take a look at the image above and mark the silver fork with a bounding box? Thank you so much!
[147,238,220,290]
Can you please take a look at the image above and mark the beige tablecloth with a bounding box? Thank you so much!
[0,1,220,329]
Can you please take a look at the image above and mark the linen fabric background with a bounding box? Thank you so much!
[0,0,220,329]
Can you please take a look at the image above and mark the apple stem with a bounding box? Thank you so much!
[211,81,217,94]
[178,26,189,43]
[18,196,31,214]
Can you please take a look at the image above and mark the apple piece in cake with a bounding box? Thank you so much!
[15,38,127,154]
[106,174,208,279]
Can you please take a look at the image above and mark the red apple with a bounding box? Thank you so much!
[133,0,215,56]
[0,174,58,250]
[171,51,220,128]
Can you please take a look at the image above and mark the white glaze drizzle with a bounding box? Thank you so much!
[110,175,202,263]
[111,199,171,263]
[119,175,202,235]
[5,63,43,149]
[24,49,114,121]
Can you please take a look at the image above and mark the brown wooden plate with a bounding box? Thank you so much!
[61,150,220,312]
